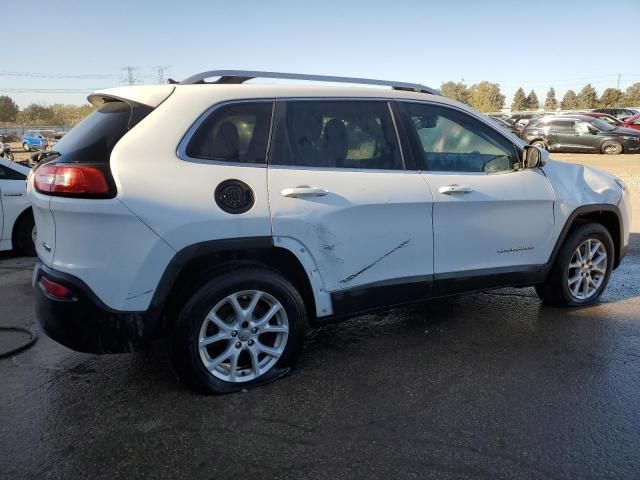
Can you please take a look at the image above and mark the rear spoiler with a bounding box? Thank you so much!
[88,85,175,108]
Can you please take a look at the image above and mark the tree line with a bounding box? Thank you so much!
[2,82,640,122]
[0,96,95,126]
[440,81,640,112]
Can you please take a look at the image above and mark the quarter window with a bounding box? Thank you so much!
[271,101,403,170]
[399,103,517,173]
[0,166,26,180]
[186,102,273,163]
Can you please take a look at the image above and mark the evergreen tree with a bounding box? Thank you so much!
[511,87,528,111]
[561,90,579,110]
[544,88,558,110]
[527,90,539,110]
[577,84,598,109]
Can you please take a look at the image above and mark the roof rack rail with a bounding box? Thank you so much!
[177,70,439,95]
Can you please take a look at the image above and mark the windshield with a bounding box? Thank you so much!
[591,118,615,132]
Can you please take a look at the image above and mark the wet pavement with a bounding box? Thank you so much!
[2,155,640,479]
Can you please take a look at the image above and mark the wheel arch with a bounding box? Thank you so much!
[548,204,623,271]
[10,206,33,246]
[151,237,330,333]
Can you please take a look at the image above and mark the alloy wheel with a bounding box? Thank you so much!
[198,290,289,383]
[567,238,607,300]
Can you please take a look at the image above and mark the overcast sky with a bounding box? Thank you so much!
[4,0,640,107]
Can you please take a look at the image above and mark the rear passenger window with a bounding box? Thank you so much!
[186,102,273,163]
[549,120,575,132]
[271,101,403,170]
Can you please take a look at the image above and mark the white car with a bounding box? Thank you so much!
[0,157,35,256]
[28,71,632,394]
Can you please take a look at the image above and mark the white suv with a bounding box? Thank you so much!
[28,71,632,394]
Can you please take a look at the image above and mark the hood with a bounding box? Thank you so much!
[606,127,640,137]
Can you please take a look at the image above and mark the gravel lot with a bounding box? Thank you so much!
[1,153,639,479]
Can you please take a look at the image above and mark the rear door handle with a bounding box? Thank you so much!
[438,185,472,195]
[2,192,23,197]
[281,186,329,198]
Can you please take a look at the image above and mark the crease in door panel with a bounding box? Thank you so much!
[339,239,411,284]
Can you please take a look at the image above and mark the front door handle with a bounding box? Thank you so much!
[439,185,472,195]
[281,186,329,198]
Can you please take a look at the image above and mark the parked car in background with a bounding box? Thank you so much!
[620,113,640,131]
[592,108,639,120]
[0,157,35,255]
[21,130,48,152]
[507,112,543,136]
[28,70,631,394]
[573,111,623,126]
[521,115,640,154]
[488,116,521,136]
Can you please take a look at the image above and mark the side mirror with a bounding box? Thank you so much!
[522,145,549,169]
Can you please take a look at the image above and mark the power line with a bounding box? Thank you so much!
[0,70,119,79]
[0,88,104,93]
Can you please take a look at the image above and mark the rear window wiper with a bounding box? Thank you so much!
[31,150,60,165]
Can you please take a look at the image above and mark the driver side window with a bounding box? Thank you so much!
[399,103,518,173]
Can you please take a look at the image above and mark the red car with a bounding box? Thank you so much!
[577,111,623,126]
[621,113,640,131]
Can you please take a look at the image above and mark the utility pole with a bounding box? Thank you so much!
[153,65,170,84]
[121,66,139,86]
[616,73,621,90]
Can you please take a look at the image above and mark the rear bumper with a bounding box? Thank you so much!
[33,260,161,354]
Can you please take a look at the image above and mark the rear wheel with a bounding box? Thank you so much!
[170,265,307,394]
[536,223,613,306]
[22,143,30,152]
[14,211,36,257]
[601,140,623,155]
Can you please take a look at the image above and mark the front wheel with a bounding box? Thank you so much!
[22,143,30,152]
[170,265,307,394]
[531,140,547,150]
[601,140,623,155]
[536,223,614,307]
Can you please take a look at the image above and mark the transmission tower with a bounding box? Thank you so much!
[121,66,139,86]
[153,65,171,84]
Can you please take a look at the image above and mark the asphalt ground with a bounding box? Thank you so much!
[1,153,640,479]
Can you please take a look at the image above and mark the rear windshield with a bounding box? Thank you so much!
[51,101,150,163]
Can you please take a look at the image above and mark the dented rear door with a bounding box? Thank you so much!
[267,99,434,311]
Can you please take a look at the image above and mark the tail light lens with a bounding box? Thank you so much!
[34,163,114,198]
[39,276,76,301]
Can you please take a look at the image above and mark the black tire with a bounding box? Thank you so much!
[601,140,623,155]
[532,140,547,150]
[13,211,36,257]
[170,265,307,394]
[536,223,614,307]
[22,143,30,152]
[6,153,14,161]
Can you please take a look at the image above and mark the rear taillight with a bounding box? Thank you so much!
[34,163,114,198]
[39,276,76,301]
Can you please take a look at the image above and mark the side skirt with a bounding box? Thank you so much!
[321,265,545,325]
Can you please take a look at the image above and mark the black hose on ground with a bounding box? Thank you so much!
[0,326,38,359]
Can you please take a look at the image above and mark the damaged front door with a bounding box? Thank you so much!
[267,99,434,312]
